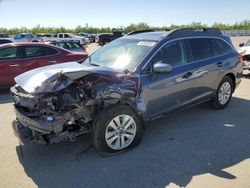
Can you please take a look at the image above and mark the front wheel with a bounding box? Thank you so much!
[92,105,143,156]
[211,76,233,109]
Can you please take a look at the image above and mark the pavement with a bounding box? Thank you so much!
[0,39,250,188]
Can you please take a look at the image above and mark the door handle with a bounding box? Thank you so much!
[48,60,57,64]
[217,62,223,67]
[183,72,193,79]
[9,64,20,67]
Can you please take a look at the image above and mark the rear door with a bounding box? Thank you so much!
[21,45,60,73]
[0,46,22,86]
[186,38,225,102]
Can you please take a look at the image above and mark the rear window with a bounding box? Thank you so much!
[188,38,212,61]
[0,47,17,60]
[56,42,81,49]
[43,47,59,55]
[209,39,220,56]
[65,42,81,49]
[212,39,232,54]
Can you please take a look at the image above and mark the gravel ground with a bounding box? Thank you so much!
[0,37,250,188]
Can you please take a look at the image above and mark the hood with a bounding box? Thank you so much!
[15,62,121,94]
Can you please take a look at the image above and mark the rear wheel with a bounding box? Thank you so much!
[211,76,233,109]
[92,105,143,156]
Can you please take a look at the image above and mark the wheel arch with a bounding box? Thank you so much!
[224,73,236,92]
[98,99,145,129]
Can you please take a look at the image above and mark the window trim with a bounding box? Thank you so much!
[186,38,213,62]
[20,45,60,59]
[0,46,18,60]
[140,36,233,75]
[141,39,188,74]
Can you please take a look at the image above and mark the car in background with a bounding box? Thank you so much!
[97,31,126,45]
[96,33,112,45]
[0,38,13,44]
[0,42,88,86]
[32,34,53,42]
[53,33,89,45]
[239,39,250,70]
[78,33,95,43]
[46,41,87,53]
[0,33,9,38]
[13,33,33,42]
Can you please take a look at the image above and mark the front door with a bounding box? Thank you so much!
[0,46,22,86]
[139,40,195,119]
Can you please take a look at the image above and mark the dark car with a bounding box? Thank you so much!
[0,33,9,38]
[78,33,95,43]
[0,38,13,45]
[11,28,242,156]
[97,31,126,45]
[46,41,87,53]
[0,42,88,87]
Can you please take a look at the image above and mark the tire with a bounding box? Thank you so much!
[92,105,143,156]
[211,76,233,110]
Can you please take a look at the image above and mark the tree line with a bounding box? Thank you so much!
[1,20,250,35]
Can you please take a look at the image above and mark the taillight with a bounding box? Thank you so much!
[238,54,243,62]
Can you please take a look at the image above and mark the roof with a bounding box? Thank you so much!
[125,32,165,41]
[124,28,223,41]
[0,42,59,48]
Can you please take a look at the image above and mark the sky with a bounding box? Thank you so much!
[0,0,250,29]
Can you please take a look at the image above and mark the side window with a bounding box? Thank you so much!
[213,39,232,55]
[64,34,71,38]
[59,34,63,38]
[209,39,220,56]
[0,47,17,60]
[188,38,212,61]
[150,40,187,68]
[23,46,44,58]
[43,47,59,55]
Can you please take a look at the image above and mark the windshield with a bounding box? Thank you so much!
[83,39,155,72]
[245,39,250,46]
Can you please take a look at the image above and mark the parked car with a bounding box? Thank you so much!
[0,33,9,38]
[239,39,250,70]
[0,42,88,86]
[54,33,89,45]
[13,33,33,42]
[0,38,13,44]
[46,41,87,53]
[11,28,242,156]
[97,31,126,45]
[78,33,95,43]
[32,34,53,42]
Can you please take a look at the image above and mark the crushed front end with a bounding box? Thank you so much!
[11,80,96,144]
[11,66,140,145]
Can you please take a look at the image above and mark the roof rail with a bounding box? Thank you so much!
[165,28,222,37]
[127,29,155,35]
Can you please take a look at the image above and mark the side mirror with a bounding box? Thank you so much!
[239,43,244,47]
[153,62,172,73]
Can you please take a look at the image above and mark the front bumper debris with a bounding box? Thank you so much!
[242,61,250,70]
[12,120,90,145]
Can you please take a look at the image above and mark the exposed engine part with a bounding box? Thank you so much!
[11,72,141,144]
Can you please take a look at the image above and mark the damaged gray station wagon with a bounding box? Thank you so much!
[11,28,242,155]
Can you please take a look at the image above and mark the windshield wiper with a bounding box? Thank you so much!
[89,62,100,67]
[88,56,100,66]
